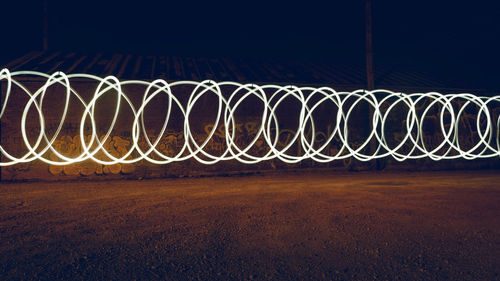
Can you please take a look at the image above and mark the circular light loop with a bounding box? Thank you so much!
[1,69,499,167]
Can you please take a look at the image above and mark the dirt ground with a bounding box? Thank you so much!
[0,170,499,281]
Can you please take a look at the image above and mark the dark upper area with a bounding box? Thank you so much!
[2,51,493,94]
[1,1,499,92]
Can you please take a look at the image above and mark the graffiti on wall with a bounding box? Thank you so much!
[48,135,136,176]
[2,105,500,178]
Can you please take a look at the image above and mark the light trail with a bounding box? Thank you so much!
[1,68,499,166]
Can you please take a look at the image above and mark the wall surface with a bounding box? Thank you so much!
[1,79,499,181]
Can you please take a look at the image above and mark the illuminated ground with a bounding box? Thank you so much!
[0,170,499,280]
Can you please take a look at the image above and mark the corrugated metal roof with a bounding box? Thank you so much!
[1,51,485,93]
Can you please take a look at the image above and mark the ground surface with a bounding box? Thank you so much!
[0,170,499,281]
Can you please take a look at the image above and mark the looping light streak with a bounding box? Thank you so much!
[1,68,500,166]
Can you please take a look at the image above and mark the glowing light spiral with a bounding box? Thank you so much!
[1,68,500,166]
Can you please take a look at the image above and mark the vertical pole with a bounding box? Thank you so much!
[43,0,49,51]
[365,0,380,169]
[365,0,374,90]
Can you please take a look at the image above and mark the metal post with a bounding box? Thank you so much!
[365,0,382,169]
[365,0,374,90]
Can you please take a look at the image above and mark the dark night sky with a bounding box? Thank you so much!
[2,1,499,90]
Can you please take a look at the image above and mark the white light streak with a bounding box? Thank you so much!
[1,69,500,166]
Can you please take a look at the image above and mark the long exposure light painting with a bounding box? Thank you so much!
[1,69,500,166]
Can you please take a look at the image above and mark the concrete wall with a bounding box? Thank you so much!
[1,79,499,181]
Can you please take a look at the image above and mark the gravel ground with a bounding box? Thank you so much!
[0,170,499,280]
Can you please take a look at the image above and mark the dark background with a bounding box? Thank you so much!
[1,1,499,90]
